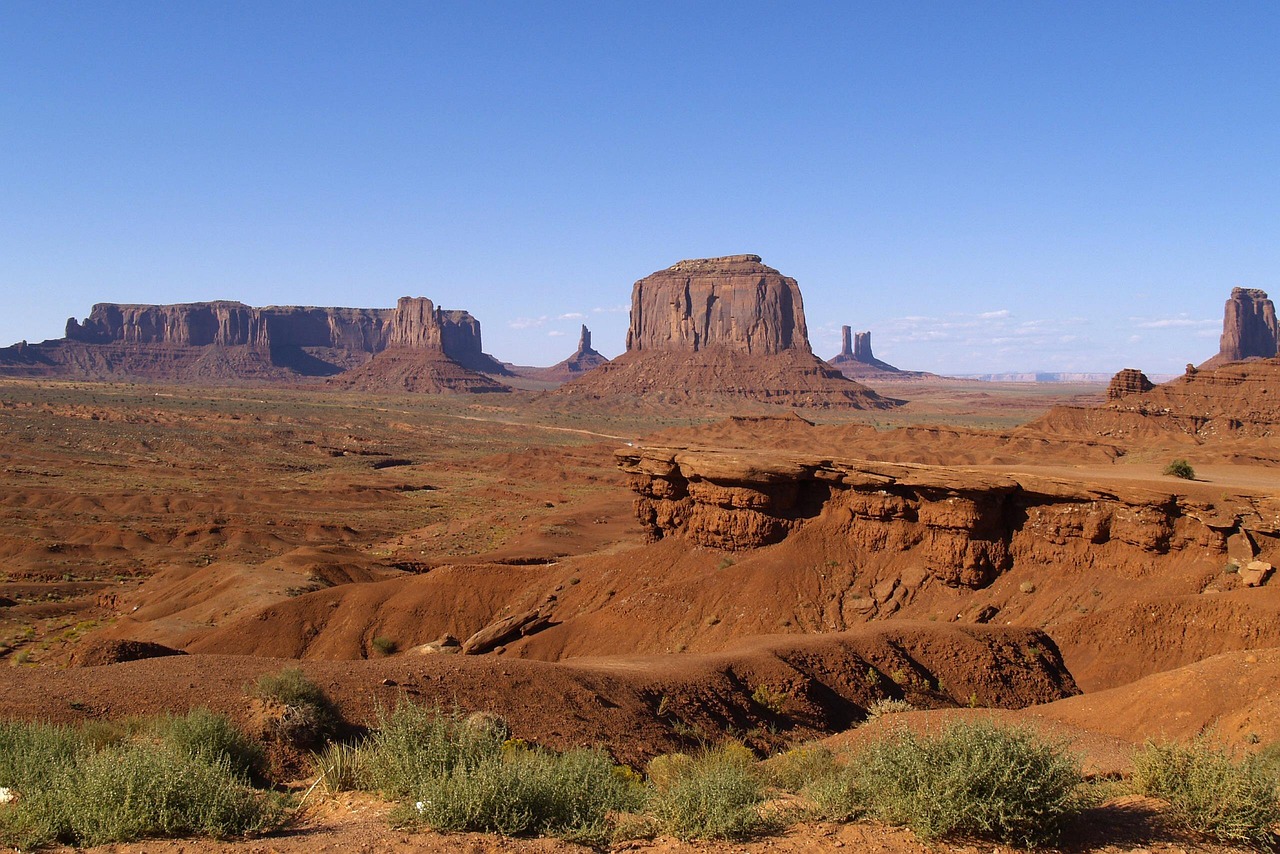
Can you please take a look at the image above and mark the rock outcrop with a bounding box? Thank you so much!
[558,256,898,409]
[828,327,901,374]
[522,325,609,383]
[618,446,1280,589]
[1202,288,1279,367]
[1105,368,1155,400]
[1029,357,1280,441]
[2,297,508,389]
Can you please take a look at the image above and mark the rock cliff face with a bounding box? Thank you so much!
[558,256,898,409]
[1202,288,1279,367]
[625,255,808,355]
[3,297,504,388]
[618,446,1279,589]
[1105,368,1154,400]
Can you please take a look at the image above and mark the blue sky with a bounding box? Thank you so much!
[2,2,1276,374]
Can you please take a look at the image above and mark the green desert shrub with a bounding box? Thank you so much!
[843,720,1082,847]
[399,745,643,845]
[761,744,837,793]
[1133,737,1280,848]
[249,666,338,743]
[646,742,771,840]
[0,728,281,849]
[153,709,264,781]
[361,702,507,797]
[1163,459,1196,480]
[0,720,83,793]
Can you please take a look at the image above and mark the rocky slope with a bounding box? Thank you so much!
[558,256,897,409]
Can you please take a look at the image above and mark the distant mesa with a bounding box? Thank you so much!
[557,254,900,409]
[1201,287,1279,368]
[0,296,510,392]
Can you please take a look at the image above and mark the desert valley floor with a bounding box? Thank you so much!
[2,372,1279,852]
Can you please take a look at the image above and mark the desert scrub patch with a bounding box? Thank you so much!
[370,636,397,656]
[1163,458,1196,480]
[308,741,365,794]
[646,742,773,840]
[152,709,265,782]
[1133,737,1280,849]
[0,722,282,849]
[395,745,643,845]
[360,702,507,798]
[249,665,337,742]
[864,698,914,720]
[842,719,1081,847]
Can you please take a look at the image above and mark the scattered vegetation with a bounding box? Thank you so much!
[864,698,914,720]
[370,636,397,656]
[750,684,789,716]
[1133,736,1280,848]
[1163,458,1196,480]
[249,665,337,743]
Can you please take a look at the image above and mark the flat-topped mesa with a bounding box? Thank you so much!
[625,254,809,356]
[1106,368,1154,400]
[1202,287,1279,367]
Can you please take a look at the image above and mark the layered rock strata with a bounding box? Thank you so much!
[559,256,897,409]
[618,446,1279,588]
[1030,357,1280,441]
[1105,368,1155,400]
[2,297,507,388]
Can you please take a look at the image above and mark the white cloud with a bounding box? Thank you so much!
[547,330,566,337]
[558,312,586,320]
[1131,315,1217,330]
[979,309,1011,319]
[509,316,549,330]
[592,304,629,314]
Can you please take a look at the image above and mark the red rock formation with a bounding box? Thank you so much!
[1105,368,1155,400]
[1202,287,1279,367]
[558,256,898,409]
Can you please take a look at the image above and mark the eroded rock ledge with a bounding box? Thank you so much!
[617,446,1280,589]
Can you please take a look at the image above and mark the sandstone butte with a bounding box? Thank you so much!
[514,324,610,383]
[557,254,899,409]
[1200,286,1279,367]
